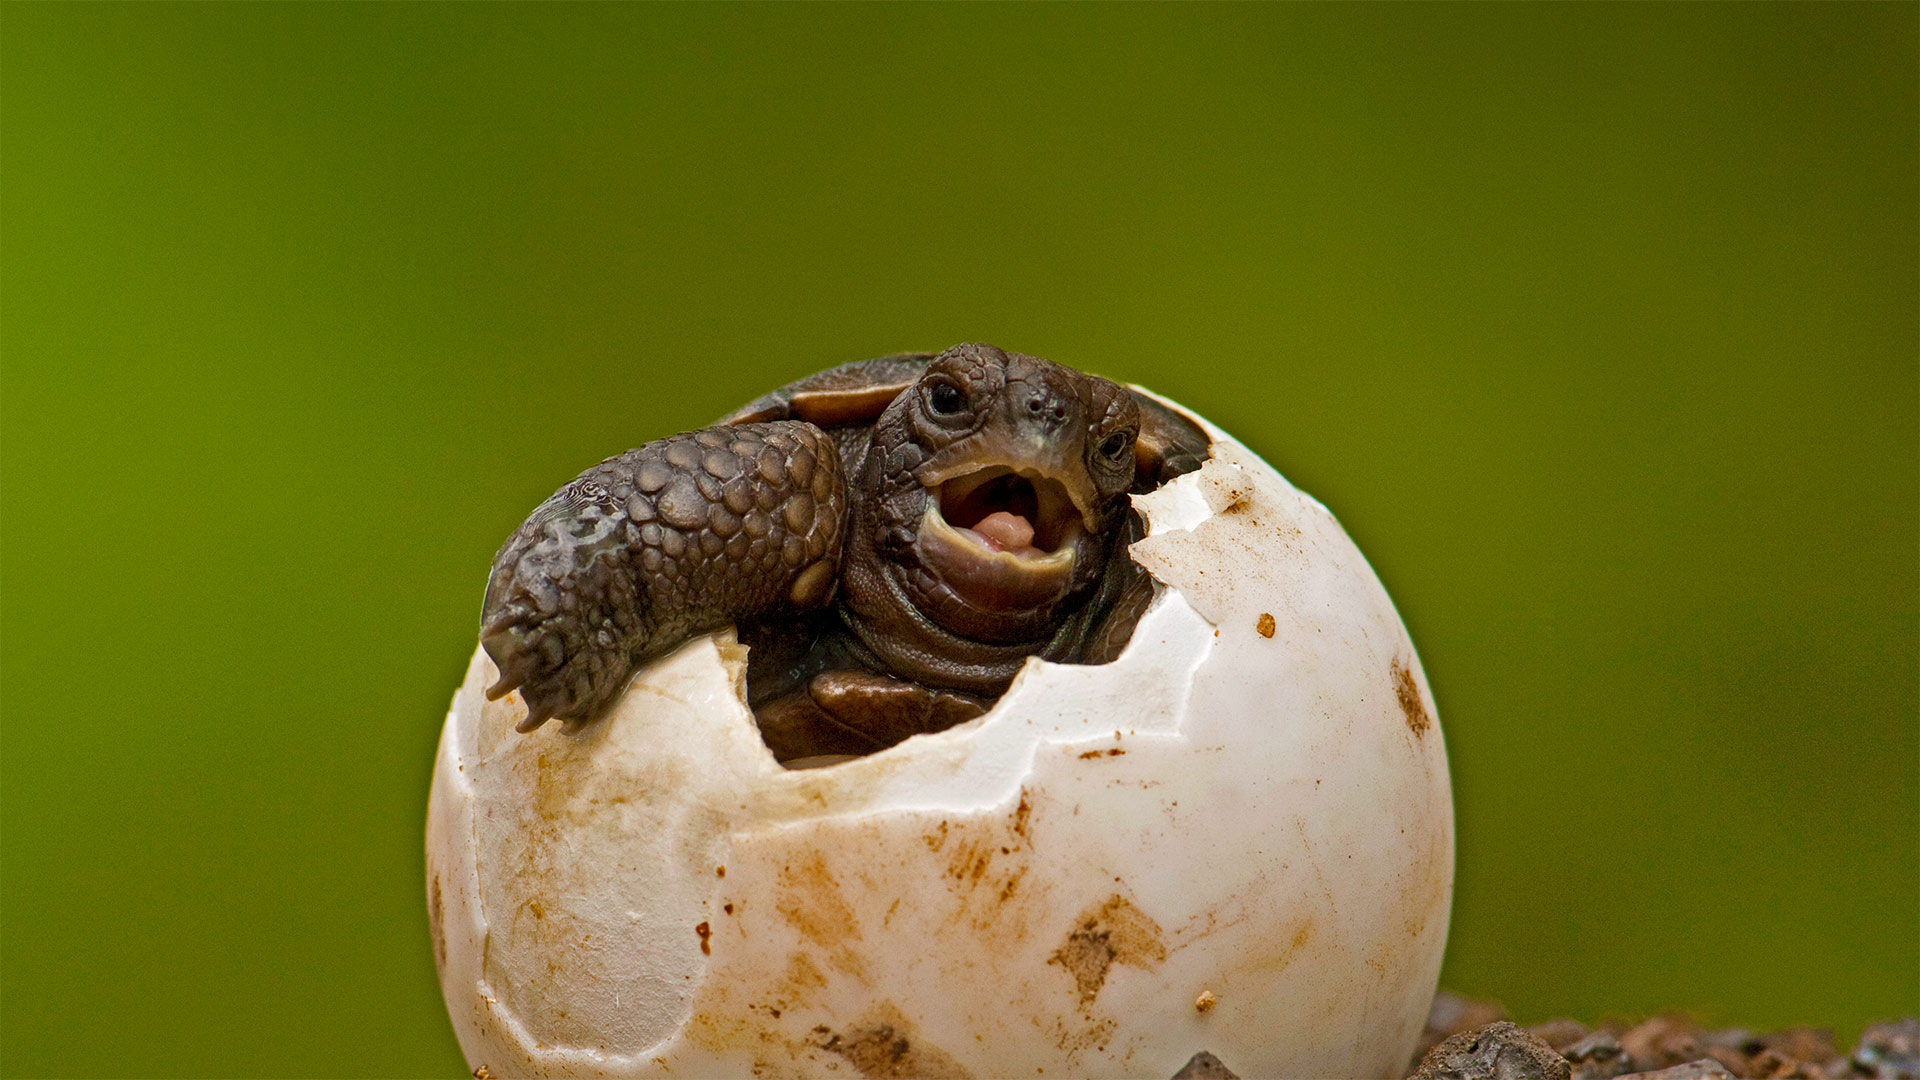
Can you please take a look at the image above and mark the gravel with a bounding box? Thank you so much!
[1406,992,1919,1080]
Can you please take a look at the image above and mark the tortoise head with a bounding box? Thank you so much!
[851,343,1142,647]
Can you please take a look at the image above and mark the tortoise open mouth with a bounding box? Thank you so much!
[937,467,1083,555]
[915,466,1083,611]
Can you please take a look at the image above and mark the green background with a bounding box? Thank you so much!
[3,5,1913,1075]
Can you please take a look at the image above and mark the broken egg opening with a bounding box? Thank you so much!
[427,394,1455,1078]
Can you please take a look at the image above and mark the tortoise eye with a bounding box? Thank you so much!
[1099,431,1133,461]
[928,381,965,415]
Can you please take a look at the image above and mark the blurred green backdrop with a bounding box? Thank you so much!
[3,5,1913,1076]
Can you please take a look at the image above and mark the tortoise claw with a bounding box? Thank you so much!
[514,702,557,735]
[480,613,631,733]
[481,626,536,701]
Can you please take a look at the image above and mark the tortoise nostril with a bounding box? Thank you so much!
[1024,392,1069,425]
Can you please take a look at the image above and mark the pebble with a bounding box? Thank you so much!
[1410,1021,1571,1080]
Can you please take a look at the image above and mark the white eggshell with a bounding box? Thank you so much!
[427,406,1454,1079]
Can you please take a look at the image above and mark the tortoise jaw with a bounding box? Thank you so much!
[912,466,1084,613]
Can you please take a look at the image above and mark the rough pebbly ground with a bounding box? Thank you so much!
[1168,991,1919,1080]
[1403,992,1920,1080]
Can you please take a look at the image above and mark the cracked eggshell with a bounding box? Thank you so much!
[426,402,1454,1079]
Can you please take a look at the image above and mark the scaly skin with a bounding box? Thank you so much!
[481,423,845,732]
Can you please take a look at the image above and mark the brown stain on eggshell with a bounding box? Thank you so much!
[780,951,828,1005]
[1395,829,1452,949]
[1213,473,1255,515]
[814,1001,972,1079]
[1255,613,1275,638]
[1391,658,1431,736]
[996,866,1029,904]
[682,998,795,1074]
[935,787,1042,933]
[429,873,446,973]
[1177,878,1320,998]
[1048,1016,1119,1058]
[945,837,995,884]
[775,852,868,980]
[1048,893,1168,1004]
[683,952,834,1067]
[1218,914,1318,994]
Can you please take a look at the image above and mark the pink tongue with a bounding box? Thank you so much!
[969,511,1037,553]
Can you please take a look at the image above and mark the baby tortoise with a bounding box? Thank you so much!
[481,342,1209,762]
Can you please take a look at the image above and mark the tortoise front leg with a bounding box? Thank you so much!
[481,421,846,733]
